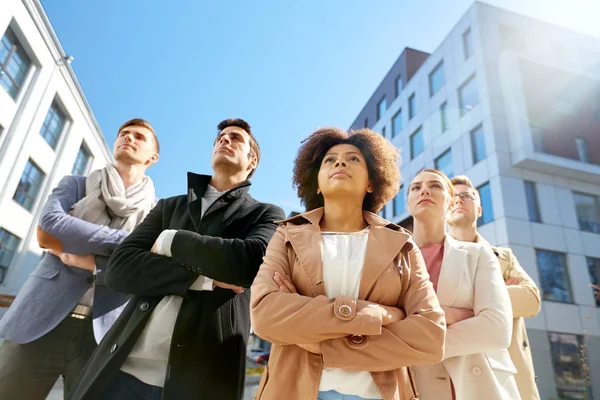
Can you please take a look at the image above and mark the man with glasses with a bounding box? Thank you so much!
[447,175,541,400]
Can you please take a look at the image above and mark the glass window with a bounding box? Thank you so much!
[470,125,486,164]
[0,27,32,99]
[377,97,387,121]
[477,182,493,226]
[435,149,453,178]
[576,137,589,163]
[363,118,369,128]
[410,126,424,159]
[392,109,403,138]
[13,159,45,211]
[72,142,93,176]
[40,100,67,150]
[408,93,416,120]
[394,186,405,216]
[587,257,600,307]
[463,27,473,59]
[536,250,573,303]
[395,75,403,98]
[548,332,592,399]
[381,126,386,138]
[440,102,448,133]
[429,62,445,97]
[458,75,479,116]
[0,228,21,284]
[525,181,541,223]
[0,123,4,138]
[573,192,600,234]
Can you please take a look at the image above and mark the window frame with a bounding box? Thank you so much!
[462,27,473,60]
[458,74,479,116]
[0,227,21,284]
[392,109,403,138]
[536,249,574,304]
[410,126,424,160]
[470,124,486,164]
[435,148,453,178]
[408,93,416,120]
[476,181,493,226]
[377,96,387,121]
[429,61,445,97]
[0,27,32,99]
[524,181,542,223]
[12,159,46,212]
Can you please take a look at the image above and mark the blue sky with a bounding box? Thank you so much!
[41,0,600,214]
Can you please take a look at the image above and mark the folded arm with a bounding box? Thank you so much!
[320,247,446,371]
[37,176,129,256]
[443,246,512,359]
[251,227,386,344]
[504,249,541,318]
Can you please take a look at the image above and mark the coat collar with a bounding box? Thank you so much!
[186,172,251,230]
[281,207,412,299]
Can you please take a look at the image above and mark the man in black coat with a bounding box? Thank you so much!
[67,118,285,400]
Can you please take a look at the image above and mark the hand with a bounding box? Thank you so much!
[297,343,321,354]
[151,240,159,254]
[505,277,520,286]
[380,305,406,326]
[273,272,297,294]
[48,250,95,272]
[442,306,474,326]
[213,280,245,294]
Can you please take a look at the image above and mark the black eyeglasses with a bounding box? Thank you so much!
[454,192,477,202]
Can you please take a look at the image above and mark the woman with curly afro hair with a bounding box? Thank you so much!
[251,127,446,400]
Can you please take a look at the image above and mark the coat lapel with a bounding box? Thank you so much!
[437,235,468,306]
[358,212,410,300]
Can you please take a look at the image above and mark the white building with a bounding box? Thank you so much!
[351,2,600,399]
[0,0,112,315]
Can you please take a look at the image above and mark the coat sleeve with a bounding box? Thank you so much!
[106,199,199,297]
[37,176,129,256]
[251,226,385,344]
[168,205,285,287]
[504,249,541,318]
[320,246,446,371]
[443,245,512,359]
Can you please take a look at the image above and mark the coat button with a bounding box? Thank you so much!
[523,340,528,348]
[110,344,118,354]
[472,366,482,376]
[139,302,149,311]
[338,305,352,317]
[198,267,204,274]
[350,335,364,345]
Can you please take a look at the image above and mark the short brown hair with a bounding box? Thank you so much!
[450,175,479,200]
[118,118,160,154]
[416,168,455,198]
[216,118,260,178]
[293,127,400,213]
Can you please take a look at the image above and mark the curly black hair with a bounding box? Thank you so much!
[293,127,401,213]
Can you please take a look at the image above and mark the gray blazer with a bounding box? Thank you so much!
[0,175,128,343]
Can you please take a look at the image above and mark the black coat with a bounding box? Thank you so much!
[68,173,285,400]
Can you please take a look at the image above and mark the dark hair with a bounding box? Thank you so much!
[118,118,160,154]
[293,127,400,213]
[216,118,260,178]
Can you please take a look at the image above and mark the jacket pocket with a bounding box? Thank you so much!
[254,365,269,399]
[485,349,517,374]
[29,264,59,279]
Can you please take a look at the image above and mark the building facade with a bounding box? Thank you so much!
[0,0,112,316]
[351,2,600,399]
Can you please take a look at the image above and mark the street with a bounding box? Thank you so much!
[46,375,260,400]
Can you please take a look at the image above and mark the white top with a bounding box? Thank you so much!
[120,185,223,387]
[318,227,382,399]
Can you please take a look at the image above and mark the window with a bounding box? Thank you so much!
[377,97,387,121]
[410,126,424,159]
[530,123,546,153]
[0,123,4,138]
[40,100,67,150]
[458,75,479,116]
[440,102,448,133]
[524,181,541,223]
[13,159,45,211]
[0,228,21,284]
[394,186,406,216]
[395,75,403,98]
[573,192,600,234]
[435,149,453,178]
[392,109,403,138]
[462,27,473,59]
[72,142,93,176]
[548,333,592,399]
[429,62,445,97]
[477,182,493,226]
[470,125,486,164]
[576,137,589,163]
[408,93,416,120]
[381,126,386,138]
[363,118,369,128]
[587,257,600,306]
[0,27,32,99]
[536,250,572,303]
